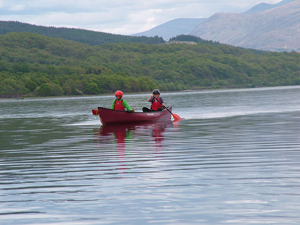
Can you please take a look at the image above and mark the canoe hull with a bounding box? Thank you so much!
[96,107,172,124]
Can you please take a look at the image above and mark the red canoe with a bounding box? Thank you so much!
[92,107,172,124]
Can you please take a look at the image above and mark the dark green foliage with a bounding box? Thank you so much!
[85,82,100,94]
[169,35,220,45]
[0,32,300,98]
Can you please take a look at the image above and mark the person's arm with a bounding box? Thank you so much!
[111,100,115,109]
[122,100,134,112]
[159,97,166,107]
[148,95,154,102]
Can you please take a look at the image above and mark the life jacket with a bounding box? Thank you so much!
[151,97,162,111]
[114,99,125,111]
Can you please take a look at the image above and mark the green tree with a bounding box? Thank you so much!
[85,82,99,94]
[37,82,63,96]
[24,78,37,92]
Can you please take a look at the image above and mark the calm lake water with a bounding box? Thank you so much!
[1,86,300,225]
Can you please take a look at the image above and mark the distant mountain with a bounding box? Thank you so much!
[0,21,165,45]
[243,0,295,14]
[131,0,296,50]
[191,0,300,52]
[131,18,206,41]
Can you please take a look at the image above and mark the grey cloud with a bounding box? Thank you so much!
[0,0,283,35]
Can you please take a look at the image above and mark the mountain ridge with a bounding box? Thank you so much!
[191,0,300,51]
[243,0,295,14]
[0,21,165,45]
[131,18,206,40]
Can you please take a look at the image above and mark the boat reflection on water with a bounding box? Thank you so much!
[99,120,173,147]
[93,120,173,172]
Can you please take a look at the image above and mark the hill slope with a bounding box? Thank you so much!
[0,21,165,45]
[191,0,300,52]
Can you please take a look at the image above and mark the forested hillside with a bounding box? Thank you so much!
[0,21,165,45]
[1,32,300,98]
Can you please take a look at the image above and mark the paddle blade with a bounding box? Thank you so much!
[92,109,99,115]
[172,113,181,122]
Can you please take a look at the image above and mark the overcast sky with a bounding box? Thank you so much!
[0,0,282,35]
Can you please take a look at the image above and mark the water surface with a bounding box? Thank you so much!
[1,86,300,224]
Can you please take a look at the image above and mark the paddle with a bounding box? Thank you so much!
[92,109,99,115]
[154,97,181,121]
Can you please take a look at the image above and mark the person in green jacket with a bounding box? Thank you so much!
[111,90,135,112]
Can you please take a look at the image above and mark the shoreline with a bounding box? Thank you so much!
[1,85,299,101]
